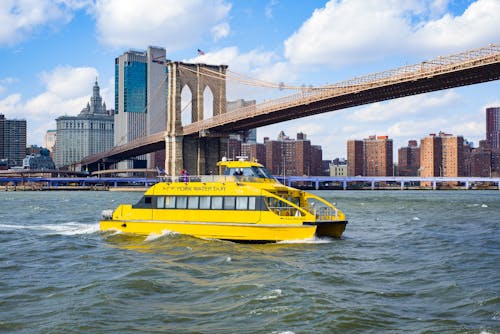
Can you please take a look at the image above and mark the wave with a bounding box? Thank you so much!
[277,236,334,244]
[144,230,179,242]
[0,222,100,235]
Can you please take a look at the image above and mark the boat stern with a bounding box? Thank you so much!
[314,220,348,238]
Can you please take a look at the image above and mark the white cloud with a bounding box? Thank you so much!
[284,0,500,67]
[93,0,231,49]
[0,0,87,46]
[412,0,500,52]
[39,66,98,99]
[211,22,230,41]
[347,90,461,122]
[284,0,413,66]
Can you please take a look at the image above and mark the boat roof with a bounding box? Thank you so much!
[216,159,264,168]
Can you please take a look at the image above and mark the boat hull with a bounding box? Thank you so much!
[314,221,347,239]
[100,219,324,243]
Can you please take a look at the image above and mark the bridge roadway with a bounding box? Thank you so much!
[184,44,500,135]
[79,44,500,169]
[1,175,499,190]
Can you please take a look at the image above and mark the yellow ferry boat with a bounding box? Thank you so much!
[100,159,347,243]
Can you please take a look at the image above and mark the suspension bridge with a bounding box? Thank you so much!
[79,43,500,174]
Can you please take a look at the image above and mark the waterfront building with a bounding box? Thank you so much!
[364,135,393,176]
[0,113,27,167]
[347,135,393,176]
[54,80,114,168]
[420,132,464,179]
[44,130,57,158]
[492,148,500,177]
[241,142,266,164]
[347,140,363,176]
[227,137,242,160]
[486,107,500,149]
[329,159,348,176]
[263,131,323,176]
[398,140,420,176]
[311,145,323,175]
[465,140,500,177]
[114,46,167,169]
[466,140,491,177]
[23,148,55,170]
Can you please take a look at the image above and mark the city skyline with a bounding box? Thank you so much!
[1,0,500,159]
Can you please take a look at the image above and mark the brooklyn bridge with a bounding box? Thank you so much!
[78,43,500,175]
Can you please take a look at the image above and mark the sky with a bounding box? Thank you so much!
[0,0,499,159]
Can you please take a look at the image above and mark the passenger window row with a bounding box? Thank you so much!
[154,196,261,210]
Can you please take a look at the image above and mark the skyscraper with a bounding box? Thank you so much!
[486,107,500,149]
[241,142,265,164]
[347,135,393,176]
[0,114,27,167]
[114,46,167,169]
[347,140,363,176]
[420,132,464,179]
[54,80,114,168]
[44,130,57,158]
[263,131,323,176]
[363,135,393,176]
[398,140,420,176]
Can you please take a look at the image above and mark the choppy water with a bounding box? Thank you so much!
[0,190,499,333]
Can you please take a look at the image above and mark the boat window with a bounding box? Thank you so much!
[165,196,176,209]
[252,166,273,178]
[199,196,210,209]
[224,196,236,210]
[176,196,188,209]
[236,197,248,210]
[265,197,279,208]
[132,196,153,208]
[248,197,256,210]
[188,196,199,209]
[157,196,165,209]
[212,196,223,209]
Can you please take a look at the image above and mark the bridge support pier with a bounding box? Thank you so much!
[165,135,184,176]
[165,135,228,176]
[183,136,227,175]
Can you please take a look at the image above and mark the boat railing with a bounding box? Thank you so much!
[157,175,274,183]
[308,206,339,221]
[266,205,339,220]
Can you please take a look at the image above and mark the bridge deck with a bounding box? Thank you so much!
[77,44,500,170]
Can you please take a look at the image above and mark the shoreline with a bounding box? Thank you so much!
[1,185,498,191]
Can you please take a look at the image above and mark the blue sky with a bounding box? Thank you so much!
[1,0,499,159]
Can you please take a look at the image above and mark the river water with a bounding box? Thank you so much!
[0,190,498,333]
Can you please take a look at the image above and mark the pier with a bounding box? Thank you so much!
[1,174,500,191]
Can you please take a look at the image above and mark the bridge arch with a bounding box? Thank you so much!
[181,84,193,126]
[165,62,228,175]
[203,86,214,120]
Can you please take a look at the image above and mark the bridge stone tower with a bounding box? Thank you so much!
[165,62,228,176]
